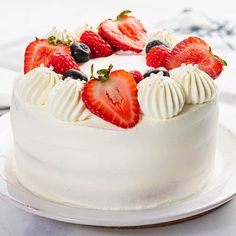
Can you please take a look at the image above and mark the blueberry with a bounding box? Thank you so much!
[145,40,168,54]
[70,42,91,63]
[143,67,170,78]
[62,69,88,81]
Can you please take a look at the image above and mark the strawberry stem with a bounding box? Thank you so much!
[91,64,94,77]
[91,64,113,82]
[47,36,72,46]
[116,10,132,20]
[209,47,227,66]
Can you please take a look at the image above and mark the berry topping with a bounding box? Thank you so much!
[70,42,91,63]
[146,45,171,68]
[62,69,88,81]
[166,37,227,79]
[49,52,80,74]
[130,70,144,83]
[145,40,168,54]
[98,10,147,53]
[24,39,70,74]
[143,67,170,78]
[80,30,113,58]
[82,65,140,128]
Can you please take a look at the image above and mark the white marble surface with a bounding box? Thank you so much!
[0,198,236,235]
[1,0,236,235]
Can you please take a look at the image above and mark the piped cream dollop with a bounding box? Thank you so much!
[138,72,185,119]
[48,78,91,122]
[148,29,177,47]
[73,24,93,41]
[170,64,216,104]
[19,64,60,106]
[46,26,74,45]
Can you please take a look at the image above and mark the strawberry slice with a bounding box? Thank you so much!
[166,37,227,79]
[82,65,140,128]
[98,10,147,53]
[24,39,70,74]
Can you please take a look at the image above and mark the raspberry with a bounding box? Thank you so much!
[146,45,170,68]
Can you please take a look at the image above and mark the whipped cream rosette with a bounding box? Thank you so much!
[48,77,91,122]
[170,64,216,104]
[148,29,177,47]
[19,64,60,106]
[73,24,93,41]
[138,72,185,119]
[46,26,74,45]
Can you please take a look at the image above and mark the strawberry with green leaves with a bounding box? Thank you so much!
[24,38,70,74]
[166,37,227,79]
[98,10,147,53]
[82,64,140,128]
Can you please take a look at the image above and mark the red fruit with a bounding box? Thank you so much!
[146,45,171,68]
[49,52,80,74]
[166,37,227,79]
[24,39,70,74]
[130,70,144,83]
[80,30,113,58]
[98,10,147,53]
[82,65,140,128]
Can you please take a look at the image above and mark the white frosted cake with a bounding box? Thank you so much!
[10,10,226,210]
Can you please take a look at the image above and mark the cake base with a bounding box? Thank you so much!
[0,113,235,226]
[10,79,219,210]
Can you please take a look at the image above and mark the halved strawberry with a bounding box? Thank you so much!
[24,39,70,74]
[82,65,140,128]
[98,10,147,53]
[166,37,227,79]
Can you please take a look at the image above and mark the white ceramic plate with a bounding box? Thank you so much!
[0,113,236,227]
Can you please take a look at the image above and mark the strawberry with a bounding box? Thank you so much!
[130,70,144,83]
[49,52,80,74]
[146,45,171,68]
[98,10,147,53]
[82,65,140,128]
[166,37,227,79]
[80,30,113,58]
[24,39,70,74]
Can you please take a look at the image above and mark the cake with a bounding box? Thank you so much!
[10,10,226,210]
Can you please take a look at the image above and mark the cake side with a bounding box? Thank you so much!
[11,79,218,209]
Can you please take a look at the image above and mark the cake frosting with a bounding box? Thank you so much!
[9,10,225,210]
[48,78,91,122]
[18,64,59,106]
[46,26,74,45]
[148,29,177,47]
[11,73,218,209]
[138,72,185,119]
[170,64,216,104]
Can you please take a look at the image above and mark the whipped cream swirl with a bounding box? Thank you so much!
[19,64,60,106]
[48,78,91,122]
[148,29,177,47]
[73,24,93,41]
[46,26,74,45]
[138,72,185,119]
[170,64,216,104]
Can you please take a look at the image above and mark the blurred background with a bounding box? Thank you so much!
[0,0,236,235]
[1,0,236,109]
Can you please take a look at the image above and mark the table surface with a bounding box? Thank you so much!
[1,0,236,235]
[1,198,236,236]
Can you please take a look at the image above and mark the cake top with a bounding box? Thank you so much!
[19,10,227,129]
